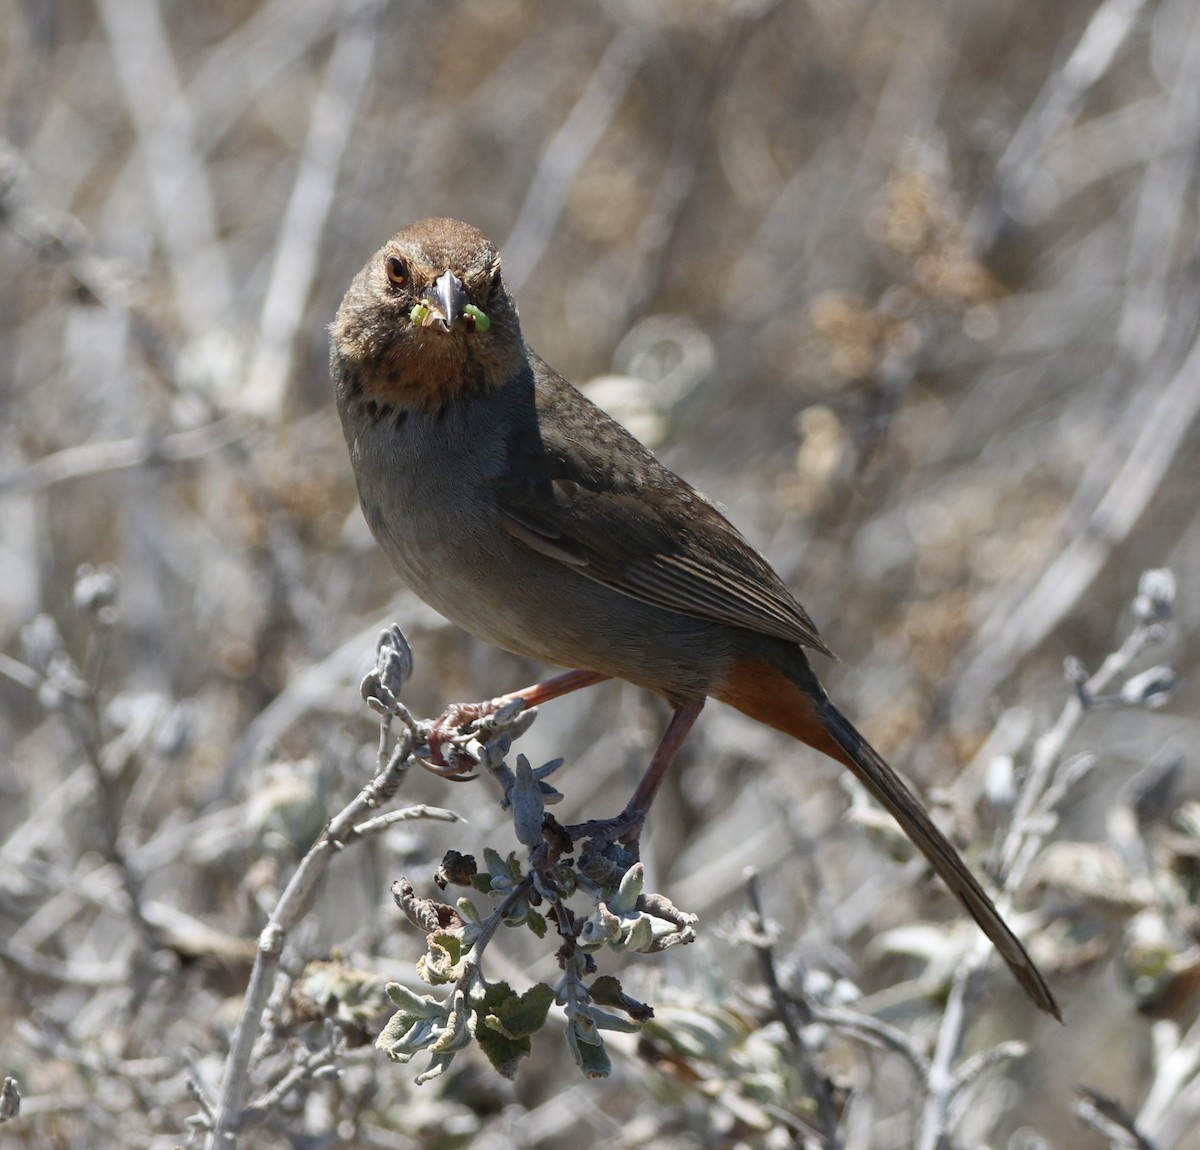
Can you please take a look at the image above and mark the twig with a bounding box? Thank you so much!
[1115,0,1200,365]
[954,325,1200,712]
[948,1040,1028,1099]
[0,416,246,495]
[809,1004,930,1081]
[239,1025,344,1127]
[203,726,418,1148]
[744,869,842,1150]
[1136,1015,1200,1147]
[919,571,1175,1148]
[21,595,161,959]
[94,0,234,334]
[241,0,384,419]
[972,0,1151,249]
[501,25,648,292]
[1078,1085,1160,1150]
[915,958,988,1150]
[345,803,462,840]
[999,601,1168,889]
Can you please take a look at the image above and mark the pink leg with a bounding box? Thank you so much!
[627,699,705,814]
[494,669,610,710]
[566,698,705,844]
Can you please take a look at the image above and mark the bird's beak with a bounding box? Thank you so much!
[421,269,469,332]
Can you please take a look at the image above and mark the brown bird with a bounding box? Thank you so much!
[331,216,1060,1020]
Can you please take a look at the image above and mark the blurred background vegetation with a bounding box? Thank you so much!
[2,0,1199,1147]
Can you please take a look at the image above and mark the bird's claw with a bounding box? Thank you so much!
[565,806,647,848]
[562,809,646,885]
[415,698,504,780]
[414,754,477,781]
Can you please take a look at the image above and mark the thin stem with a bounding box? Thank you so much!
[203,728,415,1148]
[745,870,842,1150]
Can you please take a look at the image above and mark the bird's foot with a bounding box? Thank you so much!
[417,695,535,780]
[563,807,645,844]
[416,699,496,780]
[562,806,647,878]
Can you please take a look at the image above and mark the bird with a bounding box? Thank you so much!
[330,216,1060,1020]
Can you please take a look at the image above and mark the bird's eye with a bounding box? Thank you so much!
[384,256,407,288]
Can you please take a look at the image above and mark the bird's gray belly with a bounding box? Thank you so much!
[345,414,726,701]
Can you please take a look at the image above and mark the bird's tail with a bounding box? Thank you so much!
[715,653,1061,1020]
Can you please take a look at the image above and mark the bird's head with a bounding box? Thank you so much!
[331,217,525,410]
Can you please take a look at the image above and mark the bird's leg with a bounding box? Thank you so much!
[566,698,705,846]
[495,669,612,710]
[422,669,611,774]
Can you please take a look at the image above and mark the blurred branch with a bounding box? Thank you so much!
[241,0,385,419]
[237,1022,344,1129]
[955,4,1200,713]
[915,958,988,1150]
[1117,0,1200,365]
[998,570,1175,889]
[954,326,1200,712]
[621,1,785,326]
[95,0,235,335]
[185,0,388,155]
[501,25,648,292]
[17,580,161,958]
[203,632,439,1148]
[973,0,1151,250]
[809,1004,929,1080]
[0,938,128,989]
[1077,1085,1161,1150]
[919,570,1176,1149]
[0,143,178,378]
[218,601,446,794]
[0,416,245,495]
[744,869,842,1149]
[1136,1015,1200,1148]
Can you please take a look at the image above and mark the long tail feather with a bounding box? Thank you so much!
[716,653,1061,1020]
[816,697,1060,1020]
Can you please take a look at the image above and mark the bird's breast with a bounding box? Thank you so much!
[336,388,735,702]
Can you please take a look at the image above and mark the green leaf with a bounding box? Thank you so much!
[616,913,654,953]
[525,908,548,939]
[456,897,483,925]
[611,861,644,914]
[587,975,654,1023]
[590,1007,641,1033]
[429,994,472,1054]
[476,1024,531,1079]
[417,930,465,985]
[383,983,447,1017]
[565,1019,612,1079]
[376,1012,435,1062]
[376,986,450,1063]
[477,981,554,1039]
[482,847,507,877]
[414,1052,457,1084]
[472,981,554,1079]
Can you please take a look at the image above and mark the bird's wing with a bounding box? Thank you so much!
[494,360,832,656]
